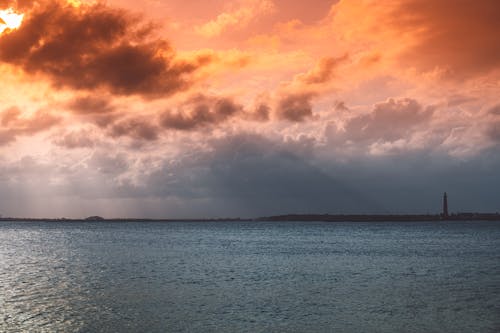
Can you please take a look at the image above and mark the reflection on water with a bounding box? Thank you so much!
[0,221,499,332]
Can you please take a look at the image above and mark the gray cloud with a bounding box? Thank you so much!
[110,117,160,141]
[0,106,61,146]
[1,132,500,218]
[88,151,130,175]
[160,94,243,130]
[487,121,500,143]
[53,129,98,149]
[114,134,385,216]
[329,98,434,144]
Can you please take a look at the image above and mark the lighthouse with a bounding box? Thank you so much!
[442,192,449,219]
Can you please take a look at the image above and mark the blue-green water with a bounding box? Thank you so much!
[0,221,499,332]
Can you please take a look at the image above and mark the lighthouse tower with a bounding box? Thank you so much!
[442,192,449,219]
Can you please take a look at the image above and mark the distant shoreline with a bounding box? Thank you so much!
[1,213,500,223]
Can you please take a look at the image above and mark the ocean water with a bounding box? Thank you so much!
[0,221,499,333]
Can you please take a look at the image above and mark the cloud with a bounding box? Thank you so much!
[331,0,500,79]
[1,0,31,10]
[326,98,436,153]
[67,96,115,114]
[160,94,243,130]
[0,106,61,145]
[132,133,383,216]
[1,129,500,217]
[53,129,98,149]
[0,0,213,97]
[345,98,434,142]
[393,0,500,78]
[110,117,160,141]
[488,104,500,116]
[270,55,347,122]
[196,0,275,37]
[65,95,122,129]
[487,121,500,143]
[295,54,348,85]
[88,151,130,175]
[250,103,271,121]
[275,92,315,122]
[0,106,20,126]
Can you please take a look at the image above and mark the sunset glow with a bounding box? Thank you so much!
[0,0,499,218]
[0,8,23,34]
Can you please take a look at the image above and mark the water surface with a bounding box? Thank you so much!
[0,221,499,332]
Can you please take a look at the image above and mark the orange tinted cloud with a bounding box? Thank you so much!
[295,55,348,85]
[393,0,500,78]
[331,0,500,79]
[0,0,213,98]
[67,96,115,114]
[195,0,276,37]
[0,106,61,145]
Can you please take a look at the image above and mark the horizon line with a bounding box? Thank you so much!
[1,212,500,222]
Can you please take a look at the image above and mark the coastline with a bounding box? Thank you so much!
[1,213,500,223]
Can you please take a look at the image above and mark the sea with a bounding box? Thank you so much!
[0,220,499,332]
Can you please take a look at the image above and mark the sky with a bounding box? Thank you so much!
[0,0,499,218]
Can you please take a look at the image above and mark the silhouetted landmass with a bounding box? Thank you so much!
[0,213,499,222]
[257,213,500,222]
[85,216,105,221]
[0,217,250,222]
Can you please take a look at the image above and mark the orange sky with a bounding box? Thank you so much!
[0,0,499,218]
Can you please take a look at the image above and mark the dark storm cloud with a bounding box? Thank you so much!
[320,148,500,214]
[276,92,315,122]
[0,1,212,97]
[111,133,500,217]
[1,131,500,218]
[160,94,243,130]
[116,133,383,216]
